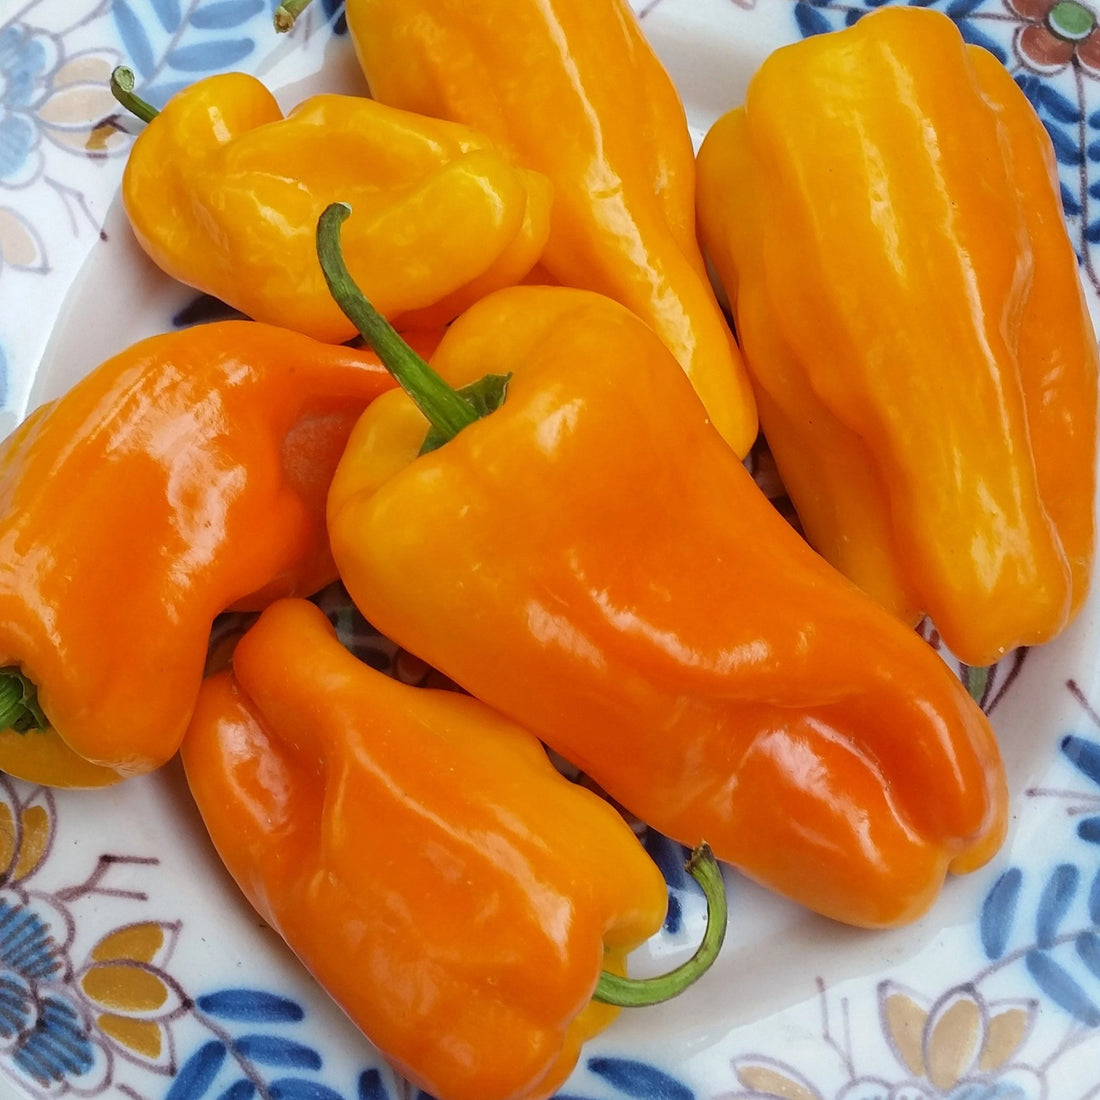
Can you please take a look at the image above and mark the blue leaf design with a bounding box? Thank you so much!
[794,3,833,37]
[948,1084,1028,1100]
[218,1083,257,1100]
[1090,865,1100,923]
[152,0,183,31]
[980,867,1022,960]
[166,38,254,72]
[1063,182,1083,216]
[234,1035,322,1071]
[947,0,984,16]
[1036,864,1079,948]
[1087,219,1100,244]
[588,1057,694,1100]
[1049,122,1084,165]
[1015,74,1043,111]
[167,1041,228,1100]
[645,833,689,891]
[112,0,156,78]
[140,80,192,109]
[844,9,862,25]
[197,990,305,1024]
[270,1080,346,1100]
[1077,931,1100,980]
[322,0,347,33]
[1079,816,1100,844]
[1063,735,1100,785]
[1025,950,1100,1025]
[1037,83,1082,125]
[358,1069,389,1100]
[190,0,265,29]
[644,832,689,934]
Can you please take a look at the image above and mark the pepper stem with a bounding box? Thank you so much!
[0,668,48,734]
[317,203,503,448]
[593,843,727,1007]
[274,0,316,32]
[110,66,159,123]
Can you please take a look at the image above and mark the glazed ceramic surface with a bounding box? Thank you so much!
[3,0,1100,1097]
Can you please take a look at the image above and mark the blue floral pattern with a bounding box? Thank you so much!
[0,24,57,186]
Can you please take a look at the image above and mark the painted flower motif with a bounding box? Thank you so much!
[1010,0,1100,75]
[76,921,189,1076]
[720,983,1042,1100]
[0,781,111,1095]
[0,22,124,192]
[0,23,57,187]
[872,982,1041,1098]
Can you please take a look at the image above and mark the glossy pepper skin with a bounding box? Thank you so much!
[181,597,669,1100]
[0,321,397,785]
[343,0,758,455]
[327,284,1008,929]
[120,73,552,343]
[696,8,1099,667]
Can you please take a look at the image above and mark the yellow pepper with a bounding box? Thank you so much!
[326,0,758,455]
[111,69,551,342]
[317,205,1007,929]
[696,8,1099,667]
[183,597,724,1100]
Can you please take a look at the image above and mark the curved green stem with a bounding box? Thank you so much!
[110,67,159,124]
[593,843,727,1007]
[274,0,316,32]
[0,668,47,734]
[317,203,507,450]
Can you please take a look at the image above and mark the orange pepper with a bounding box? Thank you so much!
[181,597,691,1100]
[695,9,1099,666]
[112,69,551,343]
[0,321,403,785]
[317,209,1007,928]
[329,0,758,455]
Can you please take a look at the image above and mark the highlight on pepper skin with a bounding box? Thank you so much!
[0,322,396,784]
[696,7,1098,666]
[318,228,1009,933]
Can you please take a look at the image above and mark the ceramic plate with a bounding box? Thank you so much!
[4,0,1100,1097]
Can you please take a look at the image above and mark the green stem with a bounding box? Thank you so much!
[316,203,486,445]
[110,66,159,124]
[593,843,727,1007]
[274,0,316,32]
[0,668,47,734]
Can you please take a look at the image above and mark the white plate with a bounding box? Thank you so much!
[5,1,1100,1097]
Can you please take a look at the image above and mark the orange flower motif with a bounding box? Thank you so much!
[77,921,187,1073]
[719,981,1045,1099]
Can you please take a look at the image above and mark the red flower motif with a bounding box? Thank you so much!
[1008,0,1100,76]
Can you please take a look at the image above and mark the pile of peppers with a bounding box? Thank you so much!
[0,3,1094,1098]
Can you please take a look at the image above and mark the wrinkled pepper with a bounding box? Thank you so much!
[311,0,758,455]
[0,321,402,785]
[111,68,551,343]
[696,8,1099,668]
[318,206,1008,929]
[181,597,725,1100]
